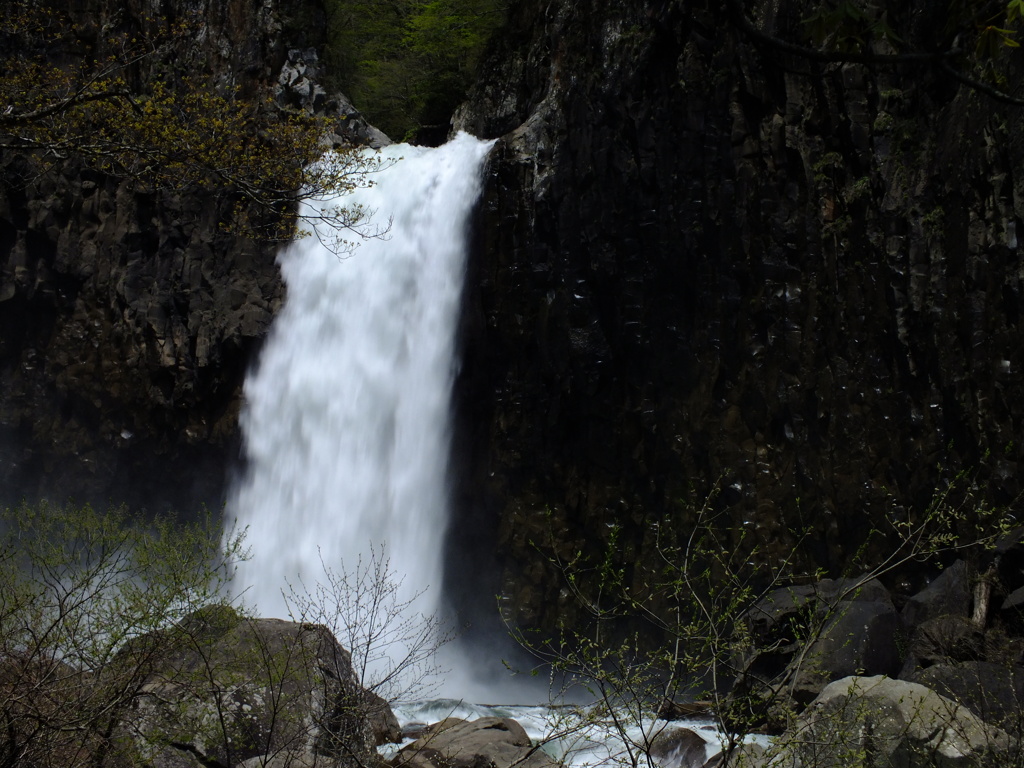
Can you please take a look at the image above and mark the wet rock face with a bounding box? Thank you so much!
[451,0,1024,630]
[0,0,333,510]
[0,162,278,510]
[124,607,401,768]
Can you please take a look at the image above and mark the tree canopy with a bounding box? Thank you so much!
[0,1,382,246]
[323,0,506,142]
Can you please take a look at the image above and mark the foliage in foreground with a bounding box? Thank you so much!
[0,502,240,767]
[512,476,1020,767]
[0,502,443,768]
[282,545,454,705]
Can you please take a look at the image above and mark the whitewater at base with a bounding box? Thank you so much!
[228,132,494,698]
[386,700,767,768]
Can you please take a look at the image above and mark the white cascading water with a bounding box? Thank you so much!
[228,133,494,691]
[226,130,748,758]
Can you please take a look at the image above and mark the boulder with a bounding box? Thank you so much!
[743,577,894,647]
[908,615,984,668]
[702,742,768,768]
[994,529,1024,597]
[736,583,829,698]
[390,717,557,768]
[121,606,399,768]
[1001,586,1024,612]
[366,689,404,746]
[779,675,1017,767]
[737,578,905,706]
[649,726,709,768]
[238,752,321,768]
[912,662,1024,737]
[787,600,905,702]
[815,577,894,605]
[998,585,1024,636]
[743,584,817,648]
[656,700,714,721]
[901,561,973,629]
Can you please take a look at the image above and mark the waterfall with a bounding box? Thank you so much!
[228,133,493,694]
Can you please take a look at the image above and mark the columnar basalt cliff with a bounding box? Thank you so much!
[450,0,1024,629]
[0,0,379,509]
[5,0,1024,642]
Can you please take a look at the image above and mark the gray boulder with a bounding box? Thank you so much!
[815,577,894,604]
[701,742,768,768]
[778,675,1017,767]
[743,577,895,648]
[908,615,984,668]
[901,561,973,629]
[737,578,905,707]
[649,726,710,768]
[999,586,1024,635]
[121,606,399,768]
[238,752,333,768]
[390,717,557,768]
[912,662,1024,737]
[788,599,904,701]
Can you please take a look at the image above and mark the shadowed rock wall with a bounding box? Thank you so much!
[0,0,337,510]
[450,0,1024,630]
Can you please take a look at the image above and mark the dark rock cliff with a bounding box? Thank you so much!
[6,0,1024,643]
[450,0,1024,629]
[0,0,374,510]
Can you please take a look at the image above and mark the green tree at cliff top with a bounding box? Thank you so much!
[324,0,505,141]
